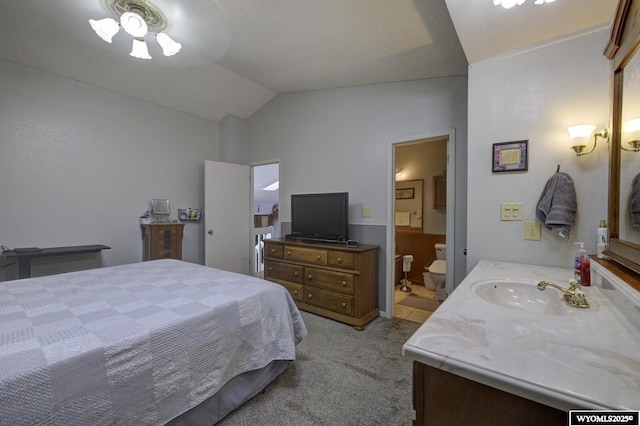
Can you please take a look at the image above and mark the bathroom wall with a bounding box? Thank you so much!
[467,29,611,272]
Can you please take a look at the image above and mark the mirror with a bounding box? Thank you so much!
[620,46,640,245]
[605,0,640,275]
[151,199,170,215]
[395,179,424,231]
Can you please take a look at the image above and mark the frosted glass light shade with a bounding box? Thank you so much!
[568,125,596,148]
[120,12,148,38]
[156,32,182,56]
[89,18,120,43]
[130,38,152,59]
[493,0,526,9]
[624,118,640,142]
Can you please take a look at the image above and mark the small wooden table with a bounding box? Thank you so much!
[2,245,111,279]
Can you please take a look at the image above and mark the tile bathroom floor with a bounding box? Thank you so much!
[394,283,440,324]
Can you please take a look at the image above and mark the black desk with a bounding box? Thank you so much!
[2,245,111,279]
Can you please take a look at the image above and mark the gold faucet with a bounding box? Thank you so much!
[537,280,590,309]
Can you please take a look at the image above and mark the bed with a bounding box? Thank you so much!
[0,259,307,425]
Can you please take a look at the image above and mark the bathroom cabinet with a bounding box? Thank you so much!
[413,363,566,425]
[263,238,378,330]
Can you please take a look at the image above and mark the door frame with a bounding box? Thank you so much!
[385,129,456,318]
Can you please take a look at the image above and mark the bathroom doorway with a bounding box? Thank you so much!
[251,162,279,277]
[386,131,455,321]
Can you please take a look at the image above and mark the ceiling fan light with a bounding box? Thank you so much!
[494,0,526,8]
[89,18,120,43]
[120,12,148,38]
[156,32,182,56]
[130,38,152,59]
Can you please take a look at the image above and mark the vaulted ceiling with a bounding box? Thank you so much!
[0,0,617,122]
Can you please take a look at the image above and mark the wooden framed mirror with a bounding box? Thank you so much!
[395,179,424,231]
[604,0,640,277]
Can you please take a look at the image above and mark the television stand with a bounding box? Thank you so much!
[264,238,379,330]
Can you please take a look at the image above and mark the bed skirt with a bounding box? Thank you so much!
[166,360,289,425]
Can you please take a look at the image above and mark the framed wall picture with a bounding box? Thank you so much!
[492,140,528,173]
[395,187,415,199]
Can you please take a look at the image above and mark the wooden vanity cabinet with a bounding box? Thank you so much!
[142,223,184,261]
[264,238,379,330]
[413,362,566,426]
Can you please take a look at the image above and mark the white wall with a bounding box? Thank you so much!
[245,77,468,309]
[0,59,219,280]
[467,29,611,272]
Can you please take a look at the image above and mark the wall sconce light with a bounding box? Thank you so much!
[568,125,609,157]
[622,118,640,152]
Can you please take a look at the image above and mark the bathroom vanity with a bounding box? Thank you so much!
[403,260,640,425]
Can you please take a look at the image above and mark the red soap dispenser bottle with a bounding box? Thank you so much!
[580,248,591,287]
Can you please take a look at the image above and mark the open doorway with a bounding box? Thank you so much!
[386,131,456,321]
[251,162,279,276]
[393,138,447,322]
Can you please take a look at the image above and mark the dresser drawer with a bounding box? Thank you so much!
[305,286,354,316]
[152,237,178,249]
[264,242,284,259]
[280,281,304,302]
[265,260,304,284]
[152,227,178,238]
[305,267,354,294]
[284,246,327,265]
[155,249,177,259]
[327,251,355,269]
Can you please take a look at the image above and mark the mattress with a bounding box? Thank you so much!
[0,259,307,425]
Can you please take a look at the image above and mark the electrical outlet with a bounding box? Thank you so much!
[524,220,541,241]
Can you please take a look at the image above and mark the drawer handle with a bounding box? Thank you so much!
[268,267,272,271]
[316,255,321,259]
[308,294,313,299]
[337,257,342,262]
[307,274,313,280]
[294,290,298,294]
[294,271,299,276]
[341,281,346,286]
[287,251,291,255]
[342,302,346,307]
[270,249,275,253]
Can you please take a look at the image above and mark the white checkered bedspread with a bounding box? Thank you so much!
[0,259,307,425]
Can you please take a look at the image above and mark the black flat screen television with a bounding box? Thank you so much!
[290,192,349,242]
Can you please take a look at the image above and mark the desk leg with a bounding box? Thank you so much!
[17,258,32,279]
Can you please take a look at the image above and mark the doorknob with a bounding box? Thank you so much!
[207,229,213,235]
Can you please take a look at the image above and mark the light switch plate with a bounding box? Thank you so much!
[501,203,523,221]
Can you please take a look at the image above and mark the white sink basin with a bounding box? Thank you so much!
[471,279,567,316]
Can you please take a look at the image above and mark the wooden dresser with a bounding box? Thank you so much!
[141,223,184,261]
[263,238,379,330]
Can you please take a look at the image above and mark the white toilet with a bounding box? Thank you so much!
[423,244,446,301]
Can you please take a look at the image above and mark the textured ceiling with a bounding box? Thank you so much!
[0,0,617,122]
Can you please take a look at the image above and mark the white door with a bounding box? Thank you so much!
[204,161,251,274]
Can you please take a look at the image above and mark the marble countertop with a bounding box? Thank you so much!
[402,260,640,411]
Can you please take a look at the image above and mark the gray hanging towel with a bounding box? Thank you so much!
[631,172,640,228]
[536,172,577,239]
